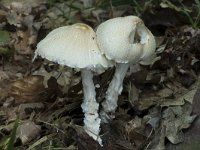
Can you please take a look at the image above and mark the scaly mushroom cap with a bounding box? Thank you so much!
[96,16,156,63]
[34,23,112,69]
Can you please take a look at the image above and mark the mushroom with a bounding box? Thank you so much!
[96,16,156,123]
[33,23,112,145]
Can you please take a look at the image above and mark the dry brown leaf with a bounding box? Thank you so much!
[144,106,161,129]
[6,10,22,27]
[0,79,11,101]
[10,2,32,15]
[18,103,45,119]
[4,107,18,123]
[0,70,9,81]
[33,65,73,94]
[0,9,7,22]
[162,103,196,144]
[3,97,15,108]
[127,83,139,107]
[137,77,199,110]
[11,30,33,55]
[16,121,41,145]
[10,75,47,103]
[151,127,166,150]
[125,117,146,146]
[5,1,42,55]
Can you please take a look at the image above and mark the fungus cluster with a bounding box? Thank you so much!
[33,16,156,146]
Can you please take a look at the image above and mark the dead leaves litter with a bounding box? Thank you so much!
[0,0,200,149]
[16,120,41,145]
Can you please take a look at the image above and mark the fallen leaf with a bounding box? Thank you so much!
[162,103,196,144]
[0,79,11,101]
[16,121,41,144]
[3,97,15,108]
[18,103,45,119]
[0,70,9,81]
[0,9,7,22]
[144,106,161,129]
[127,83,139,107]
[33,65,73,93]
[12,30,33,55]
[155,127,166,150]
[10,75,48,103]
[125,116,146,146]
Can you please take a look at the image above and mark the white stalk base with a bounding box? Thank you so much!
[100,63,129,123]
[81,69,102,146]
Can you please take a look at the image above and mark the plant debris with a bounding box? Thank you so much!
[0,0,200,149]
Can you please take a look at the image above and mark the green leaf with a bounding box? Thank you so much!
[0,47,14,56]
[6,119,19,150]
[0,137,10,149]
[0,31,10,45]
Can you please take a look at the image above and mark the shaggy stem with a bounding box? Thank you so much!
[81,69,102,146]
[101,63,130,123]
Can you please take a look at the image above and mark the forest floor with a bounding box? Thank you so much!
[0,0,200,150]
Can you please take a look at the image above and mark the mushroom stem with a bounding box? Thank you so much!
[81,69,102,146]
[101,63,130,123]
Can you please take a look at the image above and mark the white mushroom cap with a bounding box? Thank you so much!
[34,23,112,70]
[96,16,156,63]
[137,23,156,64]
